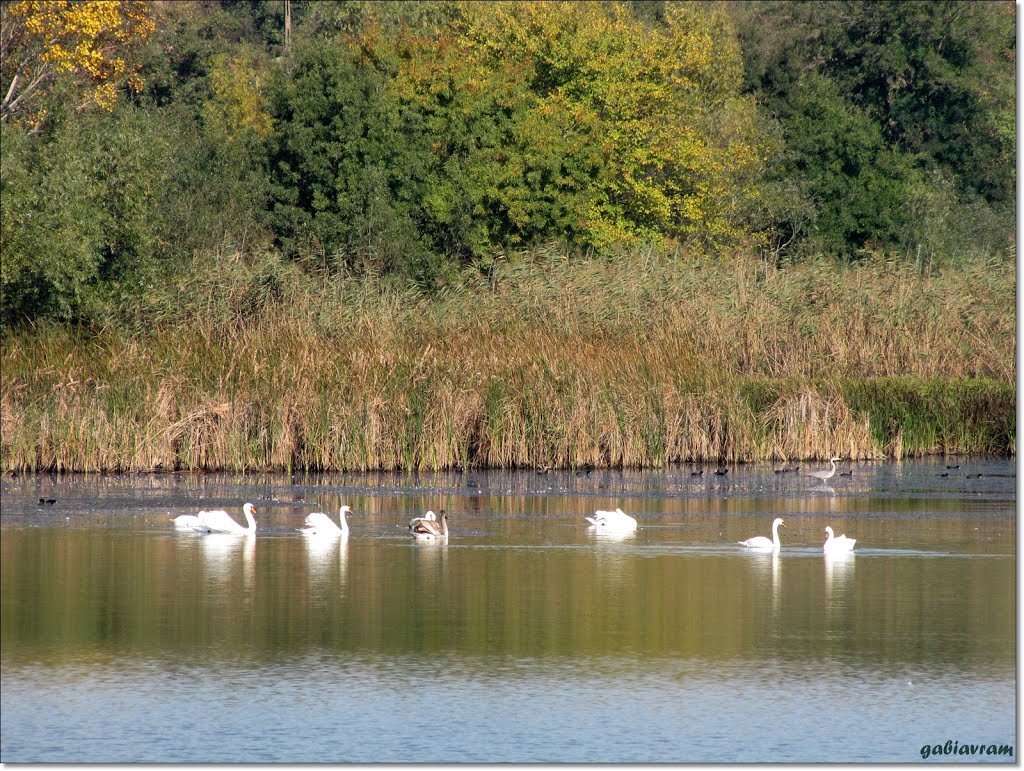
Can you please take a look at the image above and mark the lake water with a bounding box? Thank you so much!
[0,459,1015,763]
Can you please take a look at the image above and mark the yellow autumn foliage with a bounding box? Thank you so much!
[1,0,154,124]
[377,0,767,252]
[203,48,274,143]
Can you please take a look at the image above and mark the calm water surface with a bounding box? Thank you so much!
[0,459,1016,762]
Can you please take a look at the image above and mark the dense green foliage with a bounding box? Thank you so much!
[0,0,1015,328]
[729,0,1015,260]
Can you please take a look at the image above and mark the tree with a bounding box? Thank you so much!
[379,0,767,255]
[203,45,273,143]
[821,1,1015,205]
[1,0,155,128]
[776,73,914,256]
[263,1,770,283]
[266,36,435,280]
[729,0,1014,260]
[0,104,176,325]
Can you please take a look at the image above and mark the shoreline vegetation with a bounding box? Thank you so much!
[1,249,1014,474]
[1,3,1014,474]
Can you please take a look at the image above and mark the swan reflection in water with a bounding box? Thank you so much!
[199,532,256,591]
[770,551,781,610]
[303,532,349,593]
[588,528,637,543]
[744,550,783,611]
[824,550,856,607]
[411,533,448,602]
[586,523,639,591]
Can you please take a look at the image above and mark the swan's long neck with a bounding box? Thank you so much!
[440,513,448,537]
[772,520,782,548]
[828,458,837,477]
[243,505,257,532]
[338,508,350,535]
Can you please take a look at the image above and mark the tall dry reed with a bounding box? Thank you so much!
[1,249,1014,472]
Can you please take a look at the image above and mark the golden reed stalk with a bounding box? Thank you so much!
[1,250,1014,472]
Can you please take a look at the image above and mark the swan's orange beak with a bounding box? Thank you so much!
[251,506,258,514]
[780,520,787,528]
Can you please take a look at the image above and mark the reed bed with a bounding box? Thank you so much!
[1,249,1014,472]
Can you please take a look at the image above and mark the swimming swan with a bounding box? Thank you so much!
[195,503,258,534]
[173,514,205,530]
[585,508,638,532]
[739,517,786,550]
[301,505,352,536]
[823,525,856,552]
[408,510,437,531]
[411,510,448,541]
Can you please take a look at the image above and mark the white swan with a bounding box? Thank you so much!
[195,502,258,534]
[408,510,437,531]
[739,517,786,550]
[808,456,841,482]
[173,514,205,530]
[585,507,638,532]
[301,505,352,536]
[411,510,449,541]
[823,525,856,552]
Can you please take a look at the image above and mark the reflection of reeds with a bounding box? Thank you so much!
[0,252,1014,472]
[0,527,1014,664]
